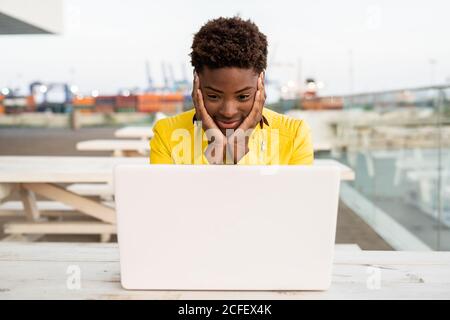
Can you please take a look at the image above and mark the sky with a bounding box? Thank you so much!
[1,0,449,96]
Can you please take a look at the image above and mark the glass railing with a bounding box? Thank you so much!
[322,85,450,250]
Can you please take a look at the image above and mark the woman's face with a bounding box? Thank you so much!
[198,67,259,134]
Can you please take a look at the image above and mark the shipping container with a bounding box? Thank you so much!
[301,97,343,110]
[95,96,115,113]
[0,96,4,114]
[73,97,95,106]
[136,94,161,113]
[163,93,184,102]
[136,93,183,113]
[115,95,137,112]
[37,102,71,113]
[25,96,36,112]
[3,97,27,114]
[72,97,95,114]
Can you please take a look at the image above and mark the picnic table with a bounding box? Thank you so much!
[1,242,449,299]
[0,157,148,241]
[113,112,166,140]
[313,141,333,152]
[114,126,154,140]
[76,139,150,157]
[0,156,354,241]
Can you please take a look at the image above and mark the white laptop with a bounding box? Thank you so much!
[114,165,341,291]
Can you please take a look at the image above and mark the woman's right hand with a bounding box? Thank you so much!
[192,72,226,164]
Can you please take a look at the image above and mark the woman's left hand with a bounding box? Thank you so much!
[227,72,266,164]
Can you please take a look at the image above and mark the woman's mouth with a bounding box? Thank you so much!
[215,119,241,130]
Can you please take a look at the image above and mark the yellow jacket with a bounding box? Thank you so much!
[150,108,314,165]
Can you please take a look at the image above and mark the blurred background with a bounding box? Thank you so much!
[0,0,449,250]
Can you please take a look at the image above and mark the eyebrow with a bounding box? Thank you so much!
[204,86,254,94]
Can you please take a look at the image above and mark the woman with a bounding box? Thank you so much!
[150,16,313,165]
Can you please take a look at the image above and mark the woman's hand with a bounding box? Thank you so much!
[192,72,226,164]
[227,72,266,163]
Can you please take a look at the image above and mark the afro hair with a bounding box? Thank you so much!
[190,16,268,74]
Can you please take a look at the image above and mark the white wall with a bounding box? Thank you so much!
[0,0,63,34]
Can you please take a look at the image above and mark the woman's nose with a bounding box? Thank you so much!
[219,101,238,119]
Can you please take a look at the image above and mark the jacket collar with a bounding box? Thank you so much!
[192,112,269,129]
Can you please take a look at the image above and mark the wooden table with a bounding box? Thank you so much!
[0,157,354,240]
[1,242,449,299]
[0,157,148,241]
[114,126,154,140]
[313,159,355,181]
[76,140,150,157]
[313,141,333,152]
[113,113,165,140]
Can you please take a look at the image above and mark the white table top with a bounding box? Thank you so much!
[0,156,148,183]
[313,141,333,152]
[1,242,449,299]
[114,126,154,139]
[313,159,355,180]
[0,156,354,183]
[76,140,150,152]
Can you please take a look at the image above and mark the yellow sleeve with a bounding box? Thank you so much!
[289,120,314,165]
[149,120,174,164]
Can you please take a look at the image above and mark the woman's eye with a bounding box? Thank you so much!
[238,95,250,101]
[207,95,219,100]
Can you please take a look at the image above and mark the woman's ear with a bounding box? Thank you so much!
[259,70,265,82]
